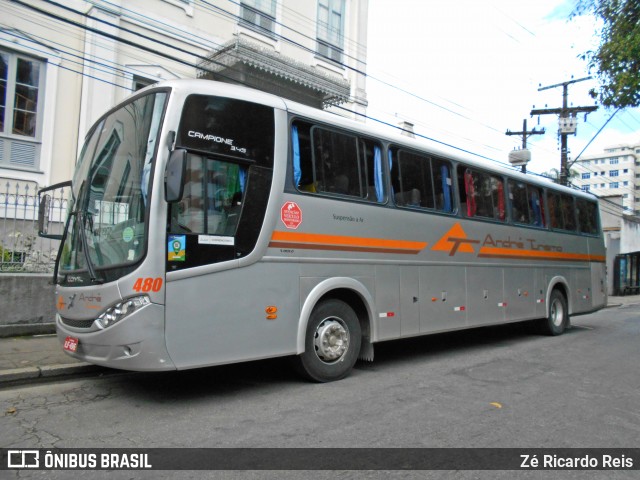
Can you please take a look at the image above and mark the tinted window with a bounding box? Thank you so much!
[576,198,600,234]
[548,191,576,231]
[509,180,546,228]
[457,166,505,221]
[390,148,453,212]
[312,127,362,196]
[177,95,274,167]
[292,121,384,202]
[171,154,246,236]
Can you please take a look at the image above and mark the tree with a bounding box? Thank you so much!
[572,0,640,108]
[542,168,579,184]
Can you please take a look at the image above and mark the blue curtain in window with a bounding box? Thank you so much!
[239,168,246,192]
[374,146,383,201]
[531,190,542,226]
[292,125,301,187]
[441,164,451,212]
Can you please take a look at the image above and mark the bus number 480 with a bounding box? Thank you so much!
[133,277,163,293]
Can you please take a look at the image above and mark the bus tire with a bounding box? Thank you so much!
[540,289,569,336]
[295,299,362,382]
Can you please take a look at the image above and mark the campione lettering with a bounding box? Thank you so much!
[187,130,234,145]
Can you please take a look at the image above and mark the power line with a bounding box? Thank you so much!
[6,0,631,198]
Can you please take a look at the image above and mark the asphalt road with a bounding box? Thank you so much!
[1,303,639,479]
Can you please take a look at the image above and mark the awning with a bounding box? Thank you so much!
[197,37,351,108]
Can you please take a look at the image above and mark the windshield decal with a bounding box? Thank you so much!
[168,235,186,262]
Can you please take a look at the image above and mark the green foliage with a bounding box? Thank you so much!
[572,0,640,108]
[542,168,579,184]
[0,245,11,263]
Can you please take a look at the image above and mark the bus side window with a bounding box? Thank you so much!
[392,149,452,212]
[530,188,545,227]
[434,160,453,212]
[561,194,577,231]
[170,155,246,236]
[457,166,505,221]
[172,154,205,233]
[394,150,426,208]
[548,192,563,230]
[292,121,315,192]
[509,181,530,224]
[577,198,599,234]
[495,178,505,220]
[466,169,478,217]
[361,140,385,202]
[316,128,363,197]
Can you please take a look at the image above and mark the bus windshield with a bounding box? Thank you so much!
[59,91,167,279]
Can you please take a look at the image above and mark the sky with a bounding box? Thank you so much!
[365,0,640,177]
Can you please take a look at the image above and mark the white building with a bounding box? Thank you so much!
[571,142,640,216]
[1,0,369,190]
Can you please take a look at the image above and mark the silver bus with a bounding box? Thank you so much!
[39,79,606,382]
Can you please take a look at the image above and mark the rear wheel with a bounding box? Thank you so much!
[295,299,361,382]
[539,289,569,336]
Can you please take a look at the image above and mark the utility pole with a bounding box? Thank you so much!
[505,119,545,173]
[530,77,598,186]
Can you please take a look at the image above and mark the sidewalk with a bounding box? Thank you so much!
[1,295,638,386]
[0,334,103,385]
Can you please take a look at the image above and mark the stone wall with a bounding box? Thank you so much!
[0,274,56,337]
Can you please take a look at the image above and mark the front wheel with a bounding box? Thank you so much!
[539,289,569,336]
[295,299,362,382]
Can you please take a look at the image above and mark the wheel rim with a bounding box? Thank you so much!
[550,297,564,328]
[314,317,350,363]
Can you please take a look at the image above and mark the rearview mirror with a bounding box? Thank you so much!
[37,181,71,239]
[165,149,187,203]
[38,194,51,236]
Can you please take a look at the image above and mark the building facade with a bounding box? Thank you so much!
[571,142,640,216]
[1,0,369,190]
[571,141,640,294]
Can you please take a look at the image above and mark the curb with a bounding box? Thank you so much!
[0,363,101,386]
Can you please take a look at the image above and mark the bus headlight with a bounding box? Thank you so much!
[95,296,151,329]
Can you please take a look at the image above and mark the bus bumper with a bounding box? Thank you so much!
[56,303,176,371]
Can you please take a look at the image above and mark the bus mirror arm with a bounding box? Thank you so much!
[165,149,187,203]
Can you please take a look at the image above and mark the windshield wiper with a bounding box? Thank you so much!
[77,211,104,284]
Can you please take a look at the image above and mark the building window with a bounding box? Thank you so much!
[624,181,629,186]
[594,172,598,176]
[610,170,619,177]
[610,182,619,188]
[581,185,590,192]
[623,168,629,173]
[317,0,345,63]
[0,49,45,169]
[610,158,619,164]
[240,0,277,37]
[581,172,590,179]
[133,75,155,92]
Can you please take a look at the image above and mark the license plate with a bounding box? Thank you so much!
[63,336,79,353]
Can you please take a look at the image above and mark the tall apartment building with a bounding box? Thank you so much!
[571,142,640,216]
[1,0,369,190]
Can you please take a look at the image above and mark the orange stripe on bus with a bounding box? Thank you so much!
[478,246,605,263]
[270,231,427,254]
